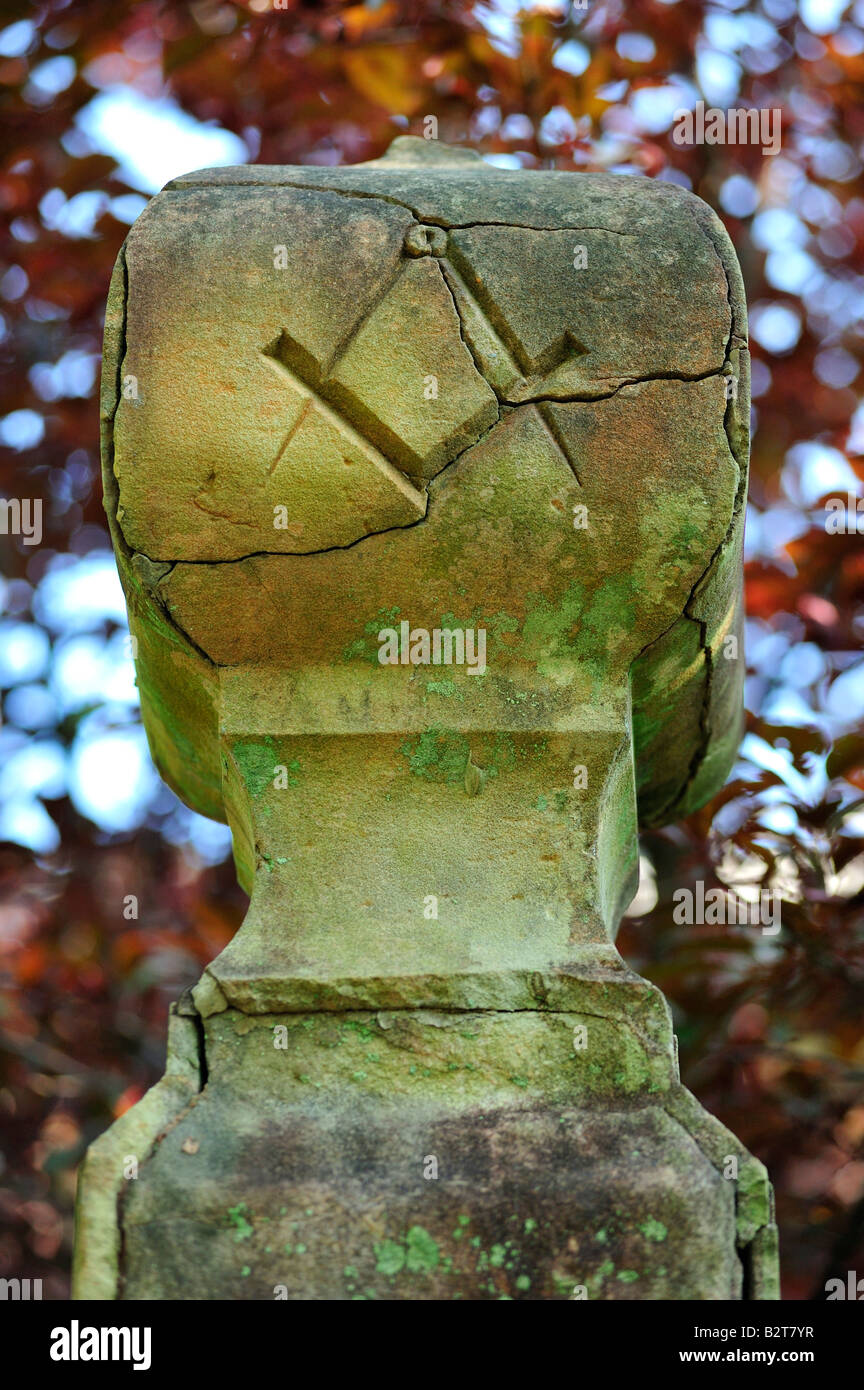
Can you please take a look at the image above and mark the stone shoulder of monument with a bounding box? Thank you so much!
[100,140,749,829]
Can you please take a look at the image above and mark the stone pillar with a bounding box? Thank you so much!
[74,138,778,1300]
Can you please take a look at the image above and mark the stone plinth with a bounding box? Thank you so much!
[73,138,778,1301]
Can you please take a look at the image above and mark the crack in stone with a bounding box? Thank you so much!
[167,175,423,218]
[435,226,729,405]
[115,240,505,575]
[500,364,729,406]
[115,1062,204,1298]
[132,363,735,573]
[432,251,509,407]
[111,181,749,806]
[448,222,638,234]
[166,177,642,236]
[676,217,749,808]
[441,236,596,382]
[137,411,508,573]
[632,211,748,821]
[108,246,128,430]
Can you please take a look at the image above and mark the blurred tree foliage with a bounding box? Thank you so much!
[0,0,862,1300]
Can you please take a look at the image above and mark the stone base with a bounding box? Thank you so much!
[74,978,778,1301]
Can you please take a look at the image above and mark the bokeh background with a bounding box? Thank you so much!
[1,0,862,1301]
